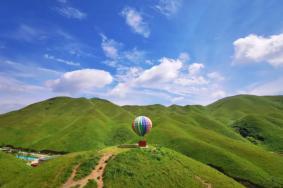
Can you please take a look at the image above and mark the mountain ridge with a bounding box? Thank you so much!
[0,94,283,187]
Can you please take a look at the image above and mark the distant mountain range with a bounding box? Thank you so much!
[0,94,283,187]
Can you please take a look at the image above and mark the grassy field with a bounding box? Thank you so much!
[1,150,99,188]
[0,95,283,187]
[0,152,30,187]
[104,147,243,188]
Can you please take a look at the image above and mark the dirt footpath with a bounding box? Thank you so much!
[62,153,113,188]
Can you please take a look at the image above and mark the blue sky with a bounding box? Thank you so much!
[1,0,283,113]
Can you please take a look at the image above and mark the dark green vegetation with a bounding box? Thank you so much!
[0,95,283,187]
[104,147,243,188]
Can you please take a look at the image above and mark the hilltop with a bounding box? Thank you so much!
[0,95,283,187]
[103,147,244,188]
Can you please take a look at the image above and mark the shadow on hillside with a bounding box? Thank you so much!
[207,163,264,188]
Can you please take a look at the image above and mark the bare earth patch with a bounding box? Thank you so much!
[195,176,212,188]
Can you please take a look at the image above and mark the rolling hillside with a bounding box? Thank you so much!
[0,95,283,187]
[103,147,244,188]
[1,146,244,188]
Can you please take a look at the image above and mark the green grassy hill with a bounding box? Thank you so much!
[104,147,243,188]
[0,95,283,187]
[0,147,244,188]
[123,95,283,187]
[208,95,283,151]
[1,150,99,188]
[0,97,136,152]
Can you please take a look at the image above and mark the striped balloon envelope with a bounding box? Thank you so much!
[132,116,152,137]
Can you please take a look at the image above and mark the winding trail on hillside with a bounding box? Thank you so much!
[62,153,113,188]
[195,176,212,188]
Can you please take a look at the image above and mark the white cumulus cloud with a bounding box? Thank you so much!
[121,7,150,38]
[155,0,182,17]
[188,63,204,75]
[136,57,182,84]
[109,83,129,98]
[233,33,283,66]
[108,53,226,105]
[46,69,113,93]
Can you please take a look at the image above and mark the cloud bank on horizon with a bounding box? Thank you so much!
[0,0,283,113]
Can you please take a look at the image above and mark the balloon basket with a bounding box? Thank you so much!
[138,140,147,147]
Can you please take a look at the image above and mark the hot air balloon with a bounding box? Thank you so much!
[132,116,152,147]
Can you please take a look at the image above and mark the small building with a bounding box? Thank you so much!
[31,159,39,167]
